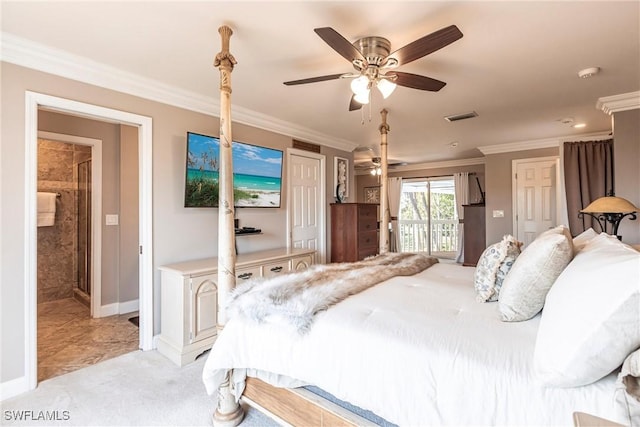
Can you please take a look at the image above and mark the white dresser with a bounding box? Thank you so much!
[157,247,315,366]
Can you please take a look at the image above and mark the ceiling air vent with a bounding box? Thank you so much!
[444,111,478,122]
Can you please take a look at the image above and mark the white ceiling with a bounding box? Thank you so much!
[2,1,639,165]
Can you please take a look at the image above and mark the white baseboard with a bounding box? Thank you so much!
[97,299,139,317]
[118,299,139,315]
[98,303,119,317]
[0,375,29,401]
[152,334,160,350]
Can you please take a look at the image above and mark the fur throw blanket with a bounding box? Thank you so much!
[227,252,438,333]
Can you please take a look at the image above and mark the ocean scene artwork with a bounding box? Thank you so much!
[184,132,283,207]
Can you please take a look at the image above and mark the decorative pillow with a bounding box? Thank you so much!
[547,224,573,243]
[534,233,640,387]
[498,226,573,321]
[614,348,640,425]
[474,235,522,302]
[572,227,598,254]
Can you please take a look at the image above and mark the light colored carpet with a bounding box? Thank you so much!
[1,350,278,426]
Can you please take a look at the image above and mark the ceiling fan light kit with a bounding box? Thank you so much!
[283,25,463,111]
[377,78,397,99]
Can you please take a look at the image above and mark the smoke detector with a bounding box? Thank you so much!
[578,67,600,79]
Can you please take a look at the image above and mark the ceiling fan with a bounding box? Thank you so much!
[283,25,463,111]
[354,146,406,174]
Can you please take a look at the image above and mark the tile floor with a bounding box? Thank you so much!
[37,298,139,382]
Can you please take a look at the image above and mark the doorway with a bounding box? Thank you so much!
[398,177,458,258]
[512,157,561,247]
[287,148,326,263]
[24,92,153,391]
[35,129,139,381]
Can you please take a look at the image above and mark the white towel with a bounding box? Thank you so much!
[37,192,57,227]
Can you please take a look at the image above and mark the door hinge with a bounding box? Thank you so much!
[139,245,143,255]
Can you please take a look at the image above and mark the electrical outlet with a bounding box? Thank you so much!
[492,210,504,218]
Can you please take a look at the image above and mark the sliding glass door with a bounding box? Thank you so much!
[398,177,458,258]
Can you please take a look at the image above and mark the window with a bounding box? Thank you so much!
[398,177,458,258]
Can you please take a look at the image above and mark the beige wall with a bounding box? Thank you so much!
[0,62,352,384]
[119,125,140,303]
[612,108,640,244]
[484,147,559,245]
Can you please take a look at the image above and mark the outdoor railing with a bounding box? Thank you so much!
[398,219,458,256]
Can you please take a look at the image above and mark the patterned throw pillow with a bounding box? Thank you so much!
[474,235,522,302]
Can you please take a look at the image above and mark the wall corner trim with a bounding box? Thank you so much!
[478,131,612,155]
[1,32,358,152]
[597,91,640,115]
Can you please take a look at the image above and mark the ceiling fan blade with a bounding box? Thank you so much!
[283,73,345,85]
[314,27,366,64]
[349,95,363,111]
[388,71,446,91]
[386,25,463,67]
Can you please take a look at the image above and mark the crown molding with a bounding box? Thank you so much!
[375,157,485,174]
[0,32,358,152]
[596,91,640,115]
[477,131,612,155]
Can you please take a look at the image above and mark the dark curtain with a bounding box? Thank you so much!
[564,139,614,236]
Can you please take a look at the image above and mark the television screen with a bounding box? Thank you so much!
[184,132,283,208]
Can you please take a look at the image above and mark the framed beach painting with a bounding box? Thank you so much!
[334,156,349,202]
[184,132,283,208]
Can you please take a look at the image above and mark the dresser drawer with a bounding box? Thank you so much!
[358,218,377,232]
[236,265,261,281]
[262,260,290,278]
[358,247,379,260]
[358,230,378,249]
[358,205,377,220]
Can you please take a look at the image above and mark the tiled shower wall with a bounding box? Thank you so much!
[37,139,91,303]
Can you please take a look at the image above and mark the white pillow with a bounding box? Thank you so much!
[498,226,573,321]
[534,233,640,387]
[474,235,522,302]
[572,228,598,253]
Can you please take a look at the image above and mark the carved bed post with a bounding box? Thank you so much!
[379,109,390,254]
[213,25,244,427]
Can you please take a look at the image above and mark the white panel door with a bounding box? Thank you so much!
[514,158,558,247]
[289,150,325,262]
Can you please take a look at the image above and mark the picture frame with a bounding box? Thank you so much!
[334,156,349,200]
[364,186,380,204]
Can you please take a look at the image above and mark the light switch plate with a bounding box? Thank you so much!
[105,214,119,225]
[492,210,505,218]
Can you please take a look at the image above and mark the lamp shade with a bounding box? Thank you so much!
[580,196,638,214]
[377,79,397,99]
[350,76,369,96]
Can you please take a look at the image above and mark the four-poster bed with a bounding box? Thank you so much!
[207,26,639,427]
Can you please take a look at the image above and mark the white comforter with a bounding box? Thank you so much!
[203,263,620,426]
